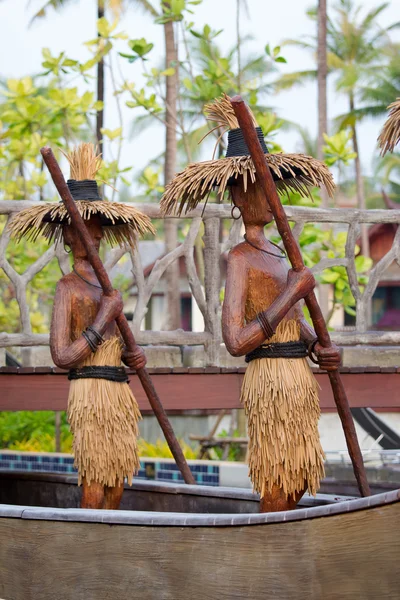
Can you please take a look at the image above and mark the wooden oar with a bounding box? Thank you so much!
[230,96,370,497]
[40,146,196,486]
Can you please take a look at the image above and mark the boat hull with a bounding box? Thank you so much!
[1,472,399,600]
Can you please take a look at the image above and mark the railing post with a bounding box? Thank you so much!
[203,216,221,365]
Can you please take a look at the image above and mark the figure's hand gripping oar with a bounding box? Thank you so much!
[40,146,196,486]
[230,97,370,498]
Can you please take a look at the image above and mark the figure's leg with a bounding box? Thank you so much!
[103,479,125,510]
[81,478,105,509]
[259,484,306,513]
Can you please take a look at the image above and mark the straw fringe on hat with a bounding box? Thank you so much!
[378,98,400,155]
[8,143,155,247]
[160,94,335,216]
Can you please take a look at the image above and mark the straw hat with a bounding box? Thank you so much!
[160,94,335,216]
[8,143,155,247]
[378,98,400,155]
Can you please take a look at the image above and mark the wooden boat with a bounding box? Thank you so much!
[0,471,399,600]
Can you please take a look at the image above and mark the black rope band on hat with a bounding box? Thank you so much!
[245,341,308,363]
[226,127,268,158]
[67,179,102,201]
[68,366,129,383]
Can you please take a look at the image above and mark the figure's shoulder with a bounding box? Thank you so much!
[55,273,75,293]
[228,242,250,260]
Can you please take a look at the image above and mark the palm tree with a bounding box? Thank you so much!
[275,0,399,256]
[356,54,400,122]
[317,0,328,206]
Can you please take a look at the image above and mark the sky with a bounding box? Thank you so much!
[1,0,399,192]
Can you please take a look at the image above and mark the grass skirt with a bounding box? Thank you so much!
[240,320,325,499]
[67,337,141,487]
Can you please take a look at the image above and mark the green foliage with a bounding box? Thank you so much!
[120,37,154,62]
[0,410,199,459]
[323,131,357,167]
[206,429,245,462]
[318,233,372,318]
[137,438,198,459]
[0,411,73,453]
[0,19,136,333]
[155,0,202,24]
[0,69,99,201]
[264,44,287,64]
[138,166,164,196]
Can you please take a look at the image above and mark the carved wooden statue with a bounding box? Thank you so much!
[9,144,155,509]
[161,94,341,512]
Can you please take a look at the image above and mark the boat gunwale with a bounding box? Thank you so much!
[1,471,399,527]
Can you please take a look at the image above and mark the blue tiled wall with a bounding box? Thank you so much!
[0,452,219,487]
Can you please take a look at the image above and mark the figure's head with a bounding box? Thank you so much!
[63,215,103,258]
[231,177,274,227]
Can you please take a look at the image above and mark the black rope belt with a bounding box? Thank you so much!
[68,366,129,383]
[245,341,308,363]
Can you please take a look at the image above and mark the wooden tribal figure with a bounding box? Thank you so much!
[161,94,341,512]
[9,144,155,509]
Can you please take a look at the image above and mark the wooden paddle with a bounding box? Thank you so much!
[40,146,196,486]
[230,96,370,497]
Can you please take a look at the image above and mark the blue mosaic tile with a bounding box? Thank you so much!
[42,456,55,463]
[0,453,221,487]
[157,472,173,480]
[12,462,26,470]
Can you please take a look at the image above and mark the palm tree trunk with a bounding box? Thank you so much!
[96,0,105,148]
[236,0,241,93]
[163,2,180,330]
[349,95,369,258]
[317,0,330,319]
[317,0,328,192]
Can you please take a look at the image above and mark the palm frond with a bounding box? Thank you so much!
[273,70,317,92]
[127,0,159,17]
[28,0,74,26]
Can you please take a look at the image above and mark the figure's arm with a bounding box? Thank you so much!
[222,251,315,357]
[50,282,123,369]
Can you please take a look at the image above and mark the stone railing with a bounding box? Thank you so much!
[1,200,400,366]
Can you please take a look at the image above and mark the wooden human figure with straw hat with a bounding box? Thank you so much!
[9,143,156,509]
[161,94,343,512]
